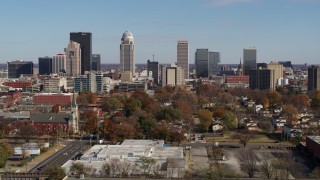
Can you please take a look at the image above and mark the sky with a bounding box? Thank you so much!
[0,0,319,64]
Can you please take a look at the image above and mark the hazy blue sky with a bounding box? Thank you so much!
[0,0,319,64]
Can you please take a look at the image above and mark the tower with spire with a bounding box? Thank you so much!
[237,58,244,76]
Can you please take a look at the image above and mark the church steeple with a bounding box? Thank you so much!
[237,58,244,76]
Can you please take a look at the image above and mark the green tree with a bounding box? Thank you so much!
[45,165,66,180]
[124,97,142,117]
[158,106,182,122]
[103,98,122,113]
[198,109,213,132]
[135,156,156,178]
[0,143,13,168]
[137,115,156,138]
[221,111,238,131]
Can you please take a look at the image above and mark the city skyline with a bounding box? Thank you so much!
[0,0,319,64]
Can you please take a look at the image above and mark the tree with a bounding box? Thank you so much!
[77,92,97,104]
[158,106,182,122]
[70,162,92,176]
[81,110,98,133]
[235,130,254,148]
[124,97,142,117]
[45,165,66,180]
[169,130,185,146]
[198,109,213,132]
[311,90,320,112]
[51,104,60,113]
[272,151,294,179]
[102,98,122,113]
[260,153,275,179]
[114,123,136,141]
[237,149,259,178]
[281,104,299,125]
[0,143,13,168]
[137,114,156,138]
[207,145,224,178]
[267,91,282,108]
[135,156,156,178]
[16,122,37,142]
[221,111,238,131]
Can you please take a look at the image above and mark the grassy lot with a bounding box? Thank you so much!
[206,132,277,143]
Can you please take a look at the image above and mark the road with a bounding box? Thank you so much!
[29,140,90,173]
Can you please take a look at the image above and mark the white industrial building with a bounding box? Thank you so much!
[62,139,185,178]
[14,143,40,156]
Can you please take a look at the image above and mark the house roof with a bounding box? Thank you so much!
[31,113,71,123]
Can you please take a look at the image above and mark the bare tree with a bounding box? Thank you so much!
[260,153,275,179]
[237,149,259,178]
[234,130,255,148]
[207,145,224,178]
[272,150,294,179]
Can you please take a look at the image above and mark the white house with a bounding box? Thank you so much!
[14,143,40,156]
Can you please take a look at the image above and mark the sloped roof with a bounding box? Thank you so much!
[31,113,71,123]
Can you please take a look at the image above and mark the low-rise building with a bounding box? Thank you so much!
[33,93,74,107]
[14,143,40,156]
[62,139,185,178]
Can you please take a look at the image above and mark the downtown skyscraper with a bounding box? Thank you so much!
[66,41,81,76]
[177,40,189,79]
[120,31,135,76]
[38,56,52,75]
[243,48,257,75]
[70,32,92,74]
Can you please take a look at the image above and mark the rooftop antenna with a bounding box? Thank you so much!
[152,54,155,62]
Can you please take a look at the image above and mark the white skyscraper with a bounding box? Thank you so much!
[52,54,66,74]
[120,31,135,76]
[177,40,189,79]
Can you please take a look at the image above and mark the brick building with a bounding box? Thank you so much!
[33,93,74,106]
[3,81,32,91]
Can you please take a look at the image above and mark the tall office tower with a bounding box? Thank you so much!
[249,69,274,90]
[66,41,81,76]
[120,31,135,76]
[92,54,101,71]
[7,60,34,78]
[208,52,220,76]
[177,40,189,79]
[70,32,92,74]
[38,56,52,75]
[243,48,257,75]
[308,65,320,91]
[147,60,159,85]
[267,61,284,87]
[195,49,209,78]
[161,64,184,87]
[52,54,66,74]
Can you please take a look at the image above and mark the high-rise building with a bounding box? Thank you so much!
[208,52,220,76]
[249,69,274,90]
[161,64,184,87]
[147,60,159,85]
[120,31,135,76]
[195,49,209,78]
[38,56,52,75]
[74,75,88,93]
[267,61,284,87]
[177,40,189,79]
[243,48,257,75]
[66,41,81,76]
[70,32,92,74]
[308,65,320,91]
[52,54,66,74]
[92,54,101,71]
[7,60,34,78]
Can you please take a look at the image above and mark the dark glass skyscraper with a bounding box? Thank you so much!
[7,60,34,78]
[147,60,159,85]
[308,65,320,91]
[70,32,92,74]
[195,49,209,78]
[92,54,101,71]
[38,56,52,75]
